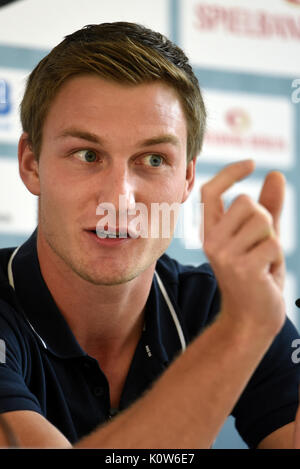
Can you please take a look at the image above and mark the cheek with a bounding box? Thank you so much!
[144,174,186,203]
[160,178,187,203]
[39,163,81,208]
[39,178,75,226]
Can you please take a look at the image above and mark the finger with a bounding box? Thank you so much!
[207,194,258,244]
[228,206,275,255]
[258,171,285,236]
[201,159,255,237]
[244,234,283,274]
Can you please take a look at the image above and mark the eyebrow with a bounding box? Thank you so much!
[138,134,180,148]
[56,128,102,144]
[56,128,180,148]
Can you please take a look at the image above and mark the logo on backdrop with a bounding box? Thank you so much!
[194,3,300,41]
[285,0,300,6]
[225,108,251,134]
[203,102,287,155]
[0,79,11,115]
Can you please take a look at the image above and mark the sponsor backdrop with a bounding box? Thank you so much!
[0,0,299,449]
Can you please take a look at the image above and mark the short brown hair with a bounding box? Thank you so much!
[20,22,206,162]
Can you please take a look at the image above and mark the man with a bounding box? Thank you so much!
[0,22,299,449]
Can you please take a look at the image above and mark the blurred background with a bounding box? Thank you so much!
[0,0,300,449]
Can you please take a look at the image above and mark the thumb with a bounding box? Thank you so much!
[258,171,285,236]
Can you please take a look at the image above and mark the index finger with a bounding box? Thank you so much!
[201,159,255,236]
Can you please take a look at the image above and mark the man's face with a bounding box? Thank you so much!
[28,75,195,285]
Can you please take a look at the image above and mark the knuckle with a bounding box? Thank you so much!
[264,236,283,264]
[203,238,215,258]
[203,236,224,263]
[234,193,253,207]
[232,194,256,214]
[207,244,230,269]
[255,206,273,227]
[200,182,212,200]
[268,235,281,252]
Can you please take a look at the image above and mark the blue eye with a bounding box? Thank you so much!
[144,154,164,167]
[75,149,97,163]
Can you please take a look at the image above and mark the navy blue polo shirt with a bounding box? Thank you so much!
[0,230,299,448]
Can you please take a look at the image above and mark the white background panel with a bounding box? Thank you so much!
[201,89,294,168]
[0,0,169,49]
[180,0,300,76]
[0,158,37,234]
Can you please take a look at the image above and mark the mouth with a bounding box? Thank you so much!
[94,228,130,239]
[85,227,136,246]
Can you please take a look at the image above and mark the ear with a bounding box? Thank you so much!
[181,157,196,203]
[18,133,40,196]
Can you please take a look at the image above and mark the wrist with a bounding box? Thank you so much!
[215,310,279,352]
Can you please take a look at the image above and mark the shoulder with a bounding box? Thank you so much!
[0,246,33,354]
[156,252,216,283]
[0,246,16,280]
[0,245,22,318]
[156,253,217,296]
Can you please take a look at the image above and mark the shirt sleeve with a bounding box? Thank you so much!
[232,317,300,448]
[0,301,43,415]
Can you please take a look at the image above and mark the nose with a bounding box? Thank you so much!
[97,163,136,214]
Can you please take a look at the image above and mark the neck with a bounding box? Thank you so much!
[36,233,156,357]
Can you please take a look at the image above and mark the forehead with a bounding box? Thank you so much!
[43,75,187,143]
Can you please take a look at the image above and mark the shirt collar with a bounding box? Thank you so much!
[12,230,86,358]
[10,229,185,364]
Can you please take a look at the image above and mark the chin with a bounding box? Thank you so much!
[76,265,141,286]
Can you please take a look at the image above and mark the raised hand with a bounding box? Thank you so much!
[201,159,286,337]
